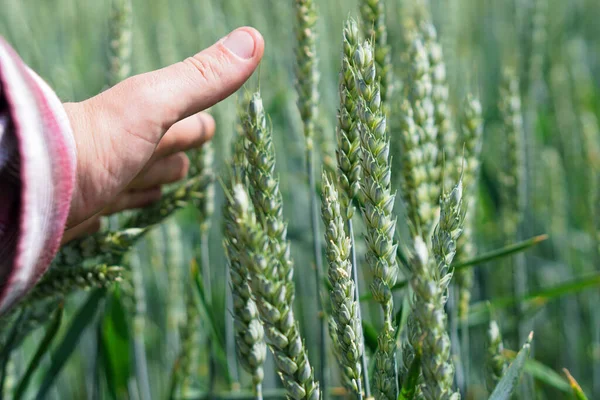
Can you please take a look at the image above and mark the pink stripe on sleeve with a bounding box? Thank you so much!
[0,38,76,314]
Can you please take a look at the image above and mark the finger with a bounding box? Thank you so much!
[101,187,163,215]
[147,112,215,166]
[61,217,102,244]
[129,153,189,190]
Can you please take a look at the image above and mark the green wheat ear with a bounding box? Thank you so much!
[359,0,392,104]
[336,18,362,216]
[351,39,399,400]
[485,319,508,391]
[223,132,267,396]
[409,179,465,400]
[294,0,319,150]
[321,172,363,397]
[226,183,320,400]
[455,94,484,319]
[108,0,132,86]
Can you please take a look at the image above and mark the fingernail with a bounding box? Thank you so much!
[223,29,256,59]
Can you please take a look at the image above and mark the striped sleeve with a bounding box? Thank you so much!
[0,38,76,314]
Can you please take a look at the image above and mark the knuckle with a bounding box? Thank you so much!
[184,54,224,85]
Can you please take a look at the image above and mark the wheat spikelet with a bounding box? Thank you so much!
[336,18,362,215]
[108,0,132,86]
[485,320,508,391]
[421,22,458,187]
[399,34,439,235]
[223,142,267,394]
[410,180,464,400]
[455,95,483,319]
[498,69,525,238]
[293,0,319,150]
[359,0,392,104]
[243,92,293,281]
[226,184,319,400]
[351,40,398,400]
[25,264,122,303]
[321,172,363,397]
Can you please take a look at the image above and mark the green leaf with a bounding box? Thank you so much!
[362,235,549,302]
[452,234,548,270]
[488,332,533,400]
[191,260,230,383]
[471,272,600,318]
[398,351,421,400]
[523,359,570,393]
[13,304,64,400]
[563,369,589,400]
[36,289,105,399]
[101,290,131,399]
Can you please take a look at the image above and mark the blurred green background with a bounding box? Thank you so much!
[1,0,599,399]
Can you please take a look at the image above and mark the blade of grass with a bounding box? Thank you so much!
[191,259,230,383]
[36,289,105,399]
[452,234,548,270]
[13,304,64,400]
[524,360,570,393]
[502,349,571,393]
[468,273,600,326]
[482,272,600,310]
[101,290,131,399]
[398,351,421,400]
[563,369,589,400]
[360,235,549,301]
[489,332,533,400]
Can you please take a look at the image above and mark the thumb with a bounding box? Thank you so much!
[94,27,264,139]
[66,27,263,226]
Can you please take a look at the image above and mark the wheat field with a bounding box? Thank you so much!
[0,0,599,399]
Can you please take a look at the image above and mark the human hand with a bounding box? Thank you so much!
[61,27,264,241]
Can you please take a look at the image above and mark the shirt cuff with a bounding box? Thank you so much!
[0,38,76,314]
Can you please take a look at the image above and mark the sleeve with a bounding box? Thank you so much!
[0,38,76,314]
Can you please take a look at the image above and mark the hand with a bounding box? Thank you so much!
[61,27,264,241]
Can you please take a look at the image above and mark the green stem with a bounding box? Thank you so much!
[201,231,216,399]
[348,219,368,399]
[131,257,152,400]
[224,263,240,390]
[307,148,327,396]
